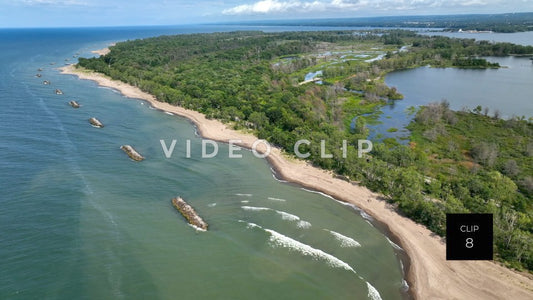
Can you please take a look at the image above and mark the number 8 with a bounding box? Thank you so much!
[466,238,474,248]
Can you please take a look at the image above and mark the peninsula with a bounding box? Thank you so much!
[60,30,533,299]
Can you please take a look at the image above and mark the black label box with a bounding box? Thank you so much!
[446,213,493,260]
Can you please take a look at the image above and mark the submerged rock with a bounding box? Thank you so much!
[172,197,208,230]
[43,80,50,85]
[69,100,80,108]
[36,74,42,78]
[120,145,144,161]
[89,117,104,128]
[55,89,63,95]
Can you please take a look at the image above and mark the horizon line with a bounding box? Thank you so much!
[1,11,532,30]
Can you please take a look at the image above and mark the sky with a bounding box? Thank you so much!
[0,0,532,28]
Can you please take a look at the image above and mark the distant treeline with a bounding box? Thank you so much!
[228,12,533,33]
[79,30,533,271]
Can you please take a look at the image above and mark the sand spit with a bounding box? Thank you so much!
[60,64,533,300]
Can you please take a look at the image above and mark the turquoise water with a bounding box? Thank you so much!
[0,27,407,299]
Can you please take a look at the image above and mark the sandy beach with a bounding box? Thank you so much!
[91,43,115,56]
[60,63,533,299]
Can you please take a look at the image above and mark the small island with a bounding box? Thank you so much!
[171,197,208,231]
[120,145,144,161]
[88,117,104,128]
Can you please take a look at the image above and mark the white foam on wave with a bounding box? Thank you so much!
[271,173,288,183]
[238,219,262,229]
[297,220,312,229]
[240,200,250,203]
[365,220,374,227]
[366,282,383,300]
[241,206,270,212]
[301,188,336,200]
[270,168,288,182]
[275,210,311,228]
[402,279,409,291]
[188,223,207,232]
[333,199,374,221]
[267,197,286,202]
[208,203,217,207]
[326,230,361,248]
[385,237,403,251]
[236,193,252,197]
[242,206,311,229]
[359,210,374,221]
[165,111,174,116]
[275,210,300,221]
[264,229,356,273]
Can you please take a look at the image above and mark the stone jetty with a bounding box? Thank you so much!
[172,197,208,231]
[89,117,104,128]
[120,145,144,161]
[69,100,80,108]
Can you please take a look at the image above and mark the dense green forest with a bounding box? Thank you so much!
[232,12,533,33]
[78,30,533,271]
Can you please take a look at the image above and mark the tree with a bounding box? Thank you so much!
[503,159,520,177]
[471,142,498,167]
[248,111,269,130]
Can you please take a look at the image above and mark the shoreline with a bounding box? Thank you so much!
[91,43,115,56]
[60,63,533,299]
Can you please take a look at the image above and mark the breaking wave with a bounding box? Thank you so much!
[241,206,270,212]
[241,206,311,229]
[296,220,312,229]
[301,188,336,200]
[366,282,383,300]
[333,199,374,221]
[402,279,409,292]
[237,220,261,229]
[385,237,403,251]
[264,228,356,273]
[236,193,252,197]
[326,230,361,248]
[275,210,300,221]
[267,197,286,202]
[359,210,374,221]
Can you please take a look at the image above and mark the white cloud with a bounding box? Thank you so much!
[223,0,316,15]
[222,0,498,15]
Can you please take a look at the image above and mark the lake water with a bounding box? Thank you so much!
[0,26,407,299]
[421,30,533,46]
[364,30,533,141]
[372,56,533,141]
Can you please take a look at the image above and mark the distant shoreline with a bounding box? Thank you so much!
[60,62,533,300]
